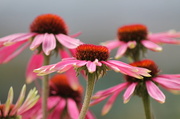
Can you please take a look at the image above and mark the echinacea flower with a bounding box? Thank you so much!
[0,14,82,83]
[34,44,151,79]
[102,24,180,60]
[0,85,39,119]
[26,74,95,119]
[91,59,180,115]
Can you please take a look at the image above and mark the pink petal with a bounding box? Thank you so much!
[141,40,162,51]
[42,33,56,55]
[10,33,36,43]
[115,43,128,59]
[30,34,44,50]
[59,50,80,90]
[101,40,123,51]
[0,33,26,43]
[93,82,129,98]
[146,81,165,103]
[153,77,180,90]
[48,98,66,119]
[85,110,96,119]
[102,89,122,115]
[158,74,180,79]
[56,34,82,49]
[70,32,82,38]
[90,96,109,106]
[86,61,96,73]
[59,49,71,58]
[0,41,28,64]
[127,41,137,49]
[26,53,44,83]
[123,82,137,103]
[67,98,79,119]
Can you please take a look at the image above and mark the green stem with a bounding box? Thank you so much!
[79,74,96,119]
[142,91,152,119]
[42,54,50,119]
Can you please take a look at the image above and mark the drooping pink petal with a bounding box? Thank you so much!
[30,34,44,50]
[101,88,123,115]
[158,74,180,79]
[86,110,96,119]
[9,33,36,43]
[101,40,123,51]
[90,96,109,106]
[42,33,56,55]
[146,81,165,103]
[70,32,82,38]
[92,82,129,99]
[141,40,162,51]
[0,41,28,64]
[56,34,82,49]
[67,98,79,119]
[0,33,26,43]
[115,43,128,59]
[153,77,180,90]
[48,98,66,119]
[59,50,80,90]
[26,53,44,83]
[86,61,97,73]
[123,82,137,103]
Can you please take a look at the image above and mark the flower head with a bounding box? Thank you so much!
[102,24,180,60]
[0,14,82,83]
[91,59,180,115]
[34,44,151,80]
[28,74,95,119]
[0,85,39,118]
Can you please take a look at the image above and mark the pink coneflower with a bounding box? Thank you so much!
[0,85,39,119]
[102,24,180,60]
[25,74,95,119]
[91,59,180,115]
[0,14,82,83]
[34,44,150,79]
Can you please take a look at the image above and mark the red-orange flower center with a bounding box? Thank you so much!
[49,74,83,104]
[30,14,68,34]
[75,44,109,61]
[118,24,148,42]
[0,104,15,117]
[126,59,159,82]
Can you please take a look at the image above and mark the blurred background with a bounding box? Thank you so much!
[1,0,180,118]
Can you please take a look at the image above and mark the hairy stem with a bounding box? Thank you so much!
[79,74,96,119]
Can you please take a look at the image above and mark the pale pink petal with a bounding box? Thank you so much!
[93,82,129,99]
[76,61,88,67]
[115,43,128,59]
[141,40,162,51]
[26,53,44,83]
[30,34,44,50]
[70,32,82,38]
[56,34,82,49]
[102,88,123,115]
[10,33,36,43]
[67,98,79,119]
[42,33,56,55]
[0,41,28,64]
[123,82,138,103]
[101,40,123,51]
[86,61,97,73]
[146,81,165,103]
[0,33,26,43]
[48,98,66,119]
[153,77,180,90]
[127,41,137,49]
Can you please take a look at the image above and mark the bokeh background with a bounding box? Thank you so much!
[1,0,180,119]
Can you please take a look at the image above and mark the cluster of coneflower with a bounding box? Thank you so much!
[1,14,180,119]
